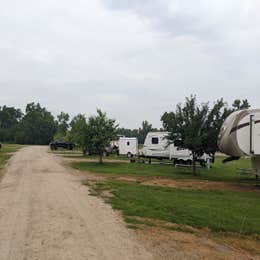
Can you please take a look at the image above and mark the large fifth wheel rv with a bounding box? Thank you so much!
[218,109,260,175]
[139,132,210,166]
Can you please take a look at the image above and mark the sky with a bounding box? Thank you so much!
[0,0,260,128]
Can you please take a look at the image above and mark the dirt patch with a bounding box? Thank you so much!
[135,224,260,260]
[116,176,142,183]
[74,170,260,193]
[142,178,260,192]
[65,157,260,193]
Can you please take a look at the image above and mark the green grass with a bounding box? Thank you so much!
[89,181,260,235]
[0,144,24,154]
[65,154,129,160]
[0,154,11,169]
[50,148,130,161]
[0,144,24,174]
[72,156,255,183]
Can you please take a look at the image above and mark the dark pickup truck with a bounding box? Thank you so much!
[49,141,75,150]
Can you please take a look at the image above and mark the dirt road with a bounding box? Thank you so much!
[0,146,152,260]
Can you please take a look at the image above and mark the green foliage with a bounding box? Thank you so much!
[117,128,139,138]
[85,110,118,163]
[56,112,70,137]
[163,97,221,155]
[0,106,23,142]
[161,97,251,159]
[138,120,154,144]
[15,103,57,145]
[232,99,250,111]
[0,96,251,145]
[161,96,251,174]
[118,120,159,144]
[70,114,88,151]
[69,110,118,162]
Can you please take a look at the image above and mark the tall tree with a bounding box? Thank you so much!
[57,112,70,135]
[0,106,23,142]
[117,128,139,139]
[70,114,88,152]
[232,99,250,111]
[161,96,227,174]
[138,120,154,144]
[85,110,118,163]
[201,99,230,155]
[54,112,70,141]
[16,103,56,145]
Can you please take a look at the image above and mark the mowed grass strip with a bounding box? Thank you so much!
[0,154,11,169]
[72,156,254,183]
[0,144,24,177]
[90,181,260,235]
[0,144,24,154]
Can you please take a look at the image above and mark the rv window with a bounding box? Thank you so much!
[127,141,130,146]
[151,137,159,144]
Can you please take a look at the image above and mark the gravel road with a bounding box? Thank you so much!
[0,146,152,260]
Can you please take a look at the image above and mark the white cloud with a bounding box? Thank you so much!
[0,0,260,128]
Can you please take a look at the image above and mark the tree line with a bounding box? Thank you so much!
[0,102,159,146]
[0,97,250,166]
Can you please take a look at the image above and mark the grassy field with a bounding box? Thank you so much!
[72,152,260,236]
[88,180,260,235]
[72,156,255,183]
[0,144,24,176]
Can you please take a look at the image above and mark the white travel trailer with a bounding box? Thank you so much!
[118,137,138,157]
[218,109,260,175]
[139,132,195,164]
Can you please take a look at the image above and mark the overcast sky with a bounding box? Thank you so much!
[1,0,260,128]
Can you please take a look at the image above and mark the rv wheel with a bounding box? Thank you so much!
[179,159,185,165]
[127,152,132,158]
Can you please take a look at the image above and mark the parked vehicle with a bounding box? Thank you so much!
[50,141,75,150]
[84,143,118,156]
[218,109,260,175]
[118,137,138,157]
[139,132,211,166]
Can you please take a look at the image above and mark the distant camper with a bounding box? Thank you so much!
[139,132,211,166]
[118,137,138,157]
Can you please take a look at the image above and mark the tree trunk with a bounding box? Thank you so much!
[99,153,103,164]
[192,152,197,175]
